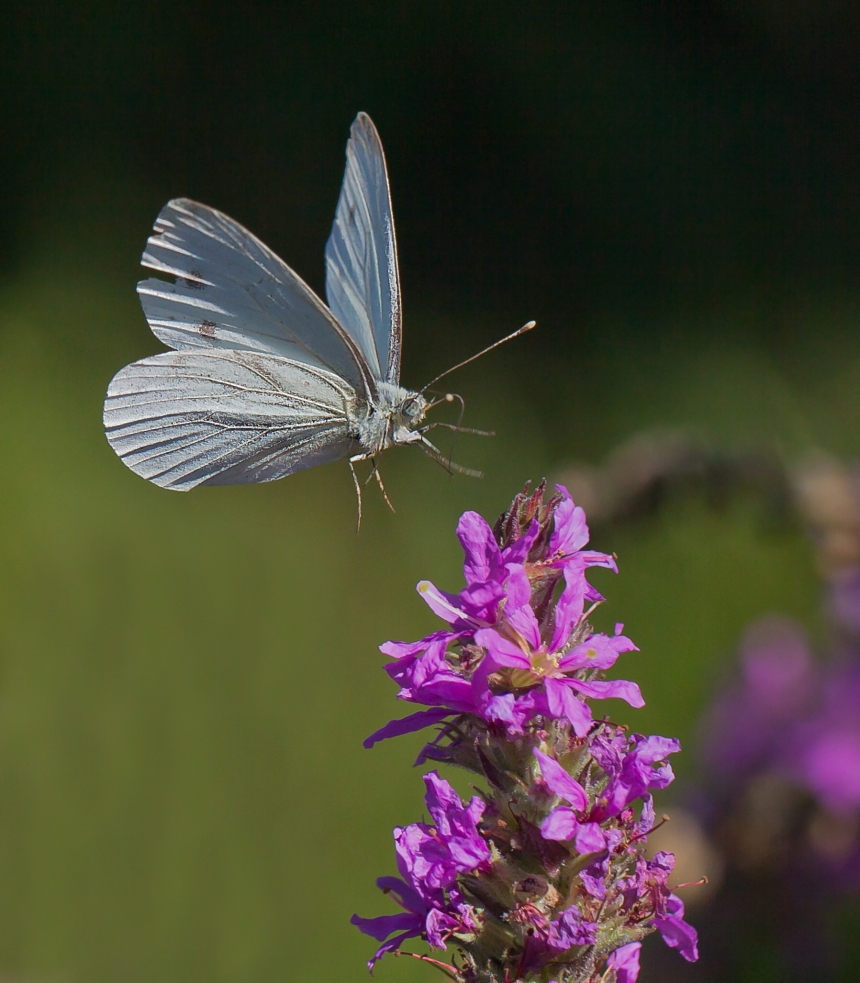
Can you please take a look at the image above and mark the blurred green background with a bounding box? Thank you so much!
[3,2,860,980]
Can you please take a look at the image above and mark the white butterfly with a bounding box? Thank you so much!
[103,112,533,514]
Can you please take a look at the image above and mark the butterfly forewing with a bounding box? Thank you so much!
[104,350,358,490]
[325,113,403,386]
[138,199,375,398]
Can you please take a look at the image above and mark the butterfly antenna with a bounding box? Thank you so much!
[419,320,536,394]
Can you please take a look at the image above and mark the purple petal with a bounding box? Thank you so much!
[501,519,540,565]
[351,911,422,943]
[606,942,642,983]
[382,629,466,664]
[655,895,699,962]
[585,584,605,605]
[363,708,452,748]
[636,795,655,835]
[482,692,538,737]
[375,876,426,916]
[571,678,645,708]
[363,927,423,970]
[648,761,676,791]
[550,561,589,652]
[457,511,501,584]
[384,651,421,688]
[559,632,637,671]
[447,835,491,872]
[540,806,579,840]
[548,487,590,556]
[396,824,457,891]
[416,581,474,624]
[474,627,530,669]
[580,857,608,898]
[547,906,597,951]
[423,771,462,830]
[408,638,450,688]
[634,735,682,763]
[483,693,526,730]
[580,549,618,572]
[574,821,607,854]
[504,562,532,609]
[458,579,506,621]
[390,639,476,712]
[482,692,517,724]
[625,736,681,794]
[503,564,542,649]
[505,608,541,652]
[422,772,491,874]
[534,748,588,809]
[543,678,594,735]
[420,678,477,714]
[380,638,432,659]
[424,907,458,949]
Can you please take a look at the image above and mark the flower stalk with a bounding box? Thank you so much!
[353,483,699,983]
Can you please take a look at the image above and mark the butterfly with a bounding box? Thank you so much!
[103,112,534,517]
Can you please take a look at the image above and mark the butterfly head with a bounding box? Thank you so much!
[356,383,427,454]
[399,392,428,425]
[389,387,428,445]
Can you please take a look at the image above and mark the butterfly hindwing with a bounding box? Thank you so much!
[104,349,358,490]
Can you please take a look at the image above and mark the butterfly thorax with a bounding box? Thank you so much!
[353,382,427,456]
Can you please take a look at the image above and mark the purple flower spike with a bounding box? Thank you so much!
[369,485,645,745]
[355,483,694,981]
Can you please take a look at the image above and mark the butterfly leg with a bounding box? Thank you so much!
[348,455,365,532]
[371,458,396,513]
[419,435,483,479]
[348,453,396,525]
[419,422,495,437]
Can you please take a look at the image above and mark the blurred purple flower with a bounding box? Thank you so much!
[788,665,860,816]
[830,566,860,637]
[698,616,813,784]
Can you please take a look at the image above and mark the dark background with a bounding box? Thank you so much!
[1,2,859,981]
[7,2,860,361]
